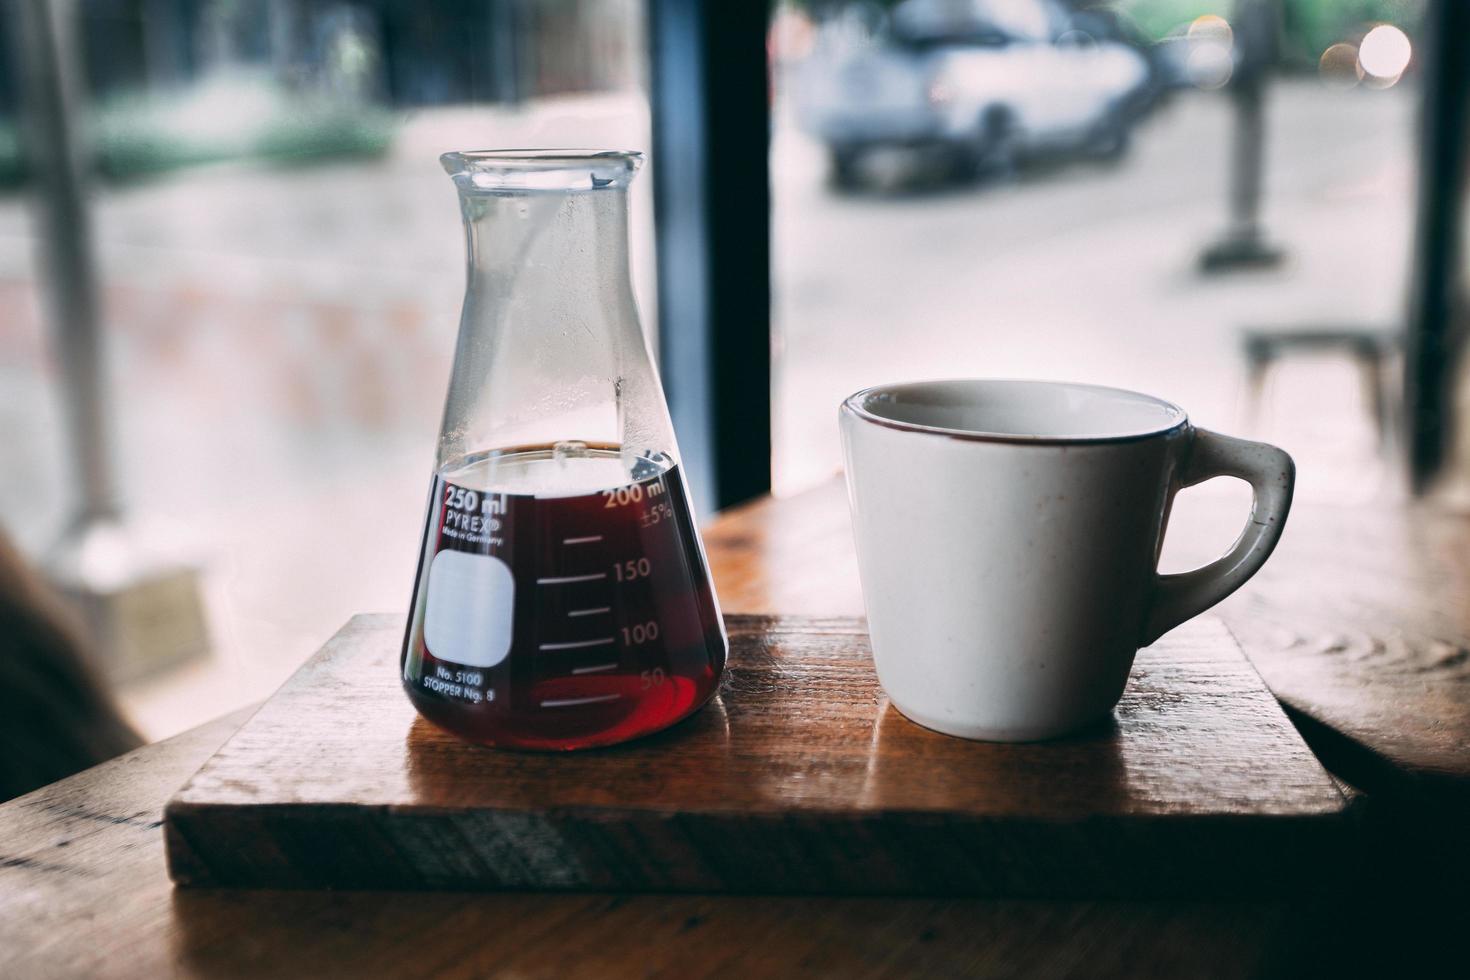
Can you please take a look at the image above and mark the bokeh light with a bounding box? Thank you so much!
[1188,44,1234,90]
[1185,14,1234,90]
[1318,43,1360,90]
[1187,14,1233,46]
[1357,25,1411,86]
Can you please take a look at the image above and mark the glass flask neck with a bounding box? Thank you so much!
[434,151,674,481]
[458,183,633,304]
[442,150,646,305]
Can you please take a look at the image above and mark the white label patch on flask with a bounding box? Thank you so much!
[424,550,515,668]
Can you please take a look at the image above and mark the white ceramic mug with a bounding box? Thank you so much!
[839,379,1294,742]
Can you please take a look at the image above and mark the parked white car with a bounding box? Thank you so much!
[794,0,1155,186]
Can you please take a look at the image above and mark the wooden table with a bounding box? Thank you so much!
[705,481,1470,811]
[4,480,1468,977]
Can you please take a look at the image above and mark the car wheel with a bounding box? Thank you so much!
[829,146,864,191]
[1088,111,1131,162]
[977,107,1019,179]
[948,143,981,182]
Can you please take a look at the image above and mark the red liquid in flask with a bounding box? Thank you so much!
[401,443,727,750]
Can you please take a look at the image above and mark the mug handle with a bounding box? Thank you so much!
[1142,429,1295,645]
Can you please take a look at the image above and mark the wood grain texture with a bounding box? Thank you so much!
[0,707,254,978]
[164,614,1348,895]
[0,698,1334,980]
[1221,504,1470,808]
[706,479,1470,810]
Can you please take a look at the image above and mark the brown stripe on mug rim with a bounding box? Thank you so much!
[841,380,1192,447]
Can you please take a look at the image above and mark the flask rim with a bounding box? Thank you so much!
[441,149,643,193]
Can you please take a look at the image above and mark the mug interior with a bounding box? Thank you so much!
[845,380,1187,443]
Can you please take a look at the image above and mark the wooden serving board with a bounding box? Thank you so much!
[165,614,1353,896]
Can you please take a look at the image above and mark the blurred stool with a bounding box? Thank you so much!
[1240,325,1400,449]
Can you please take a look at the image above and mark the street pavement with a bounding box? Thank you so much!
[772,79,1412,496]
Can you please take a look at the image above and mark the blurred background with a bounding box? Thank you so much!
[0,0,1425,742]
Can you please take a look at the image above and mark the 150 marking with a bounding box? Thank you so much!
[613,557,652,582]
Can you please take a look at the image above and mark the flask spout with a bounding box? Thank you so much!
[440,149,643,194]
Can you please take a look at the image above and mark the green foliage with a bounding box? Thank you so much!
[1117,0,1224,40]
[1279,0,1423,62]
[0,125,25,189]
[253,112,397,168]
[1119,0,1423,66]
[0,78,395,191]
[781,0,1426,66]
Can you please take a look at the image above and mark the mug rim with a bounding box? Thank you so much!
[841,378,1190,446]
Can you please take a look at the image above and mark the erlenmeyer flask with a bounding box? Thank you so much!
[401,150,727,750]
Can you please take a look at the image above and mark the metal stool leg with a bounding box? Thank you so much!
[1243,345,1272,434]
[1355,349,1391,452]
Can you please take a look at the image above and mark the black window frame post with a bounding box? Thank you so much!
[648,0,772,516]
[1406,0,1470,491]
